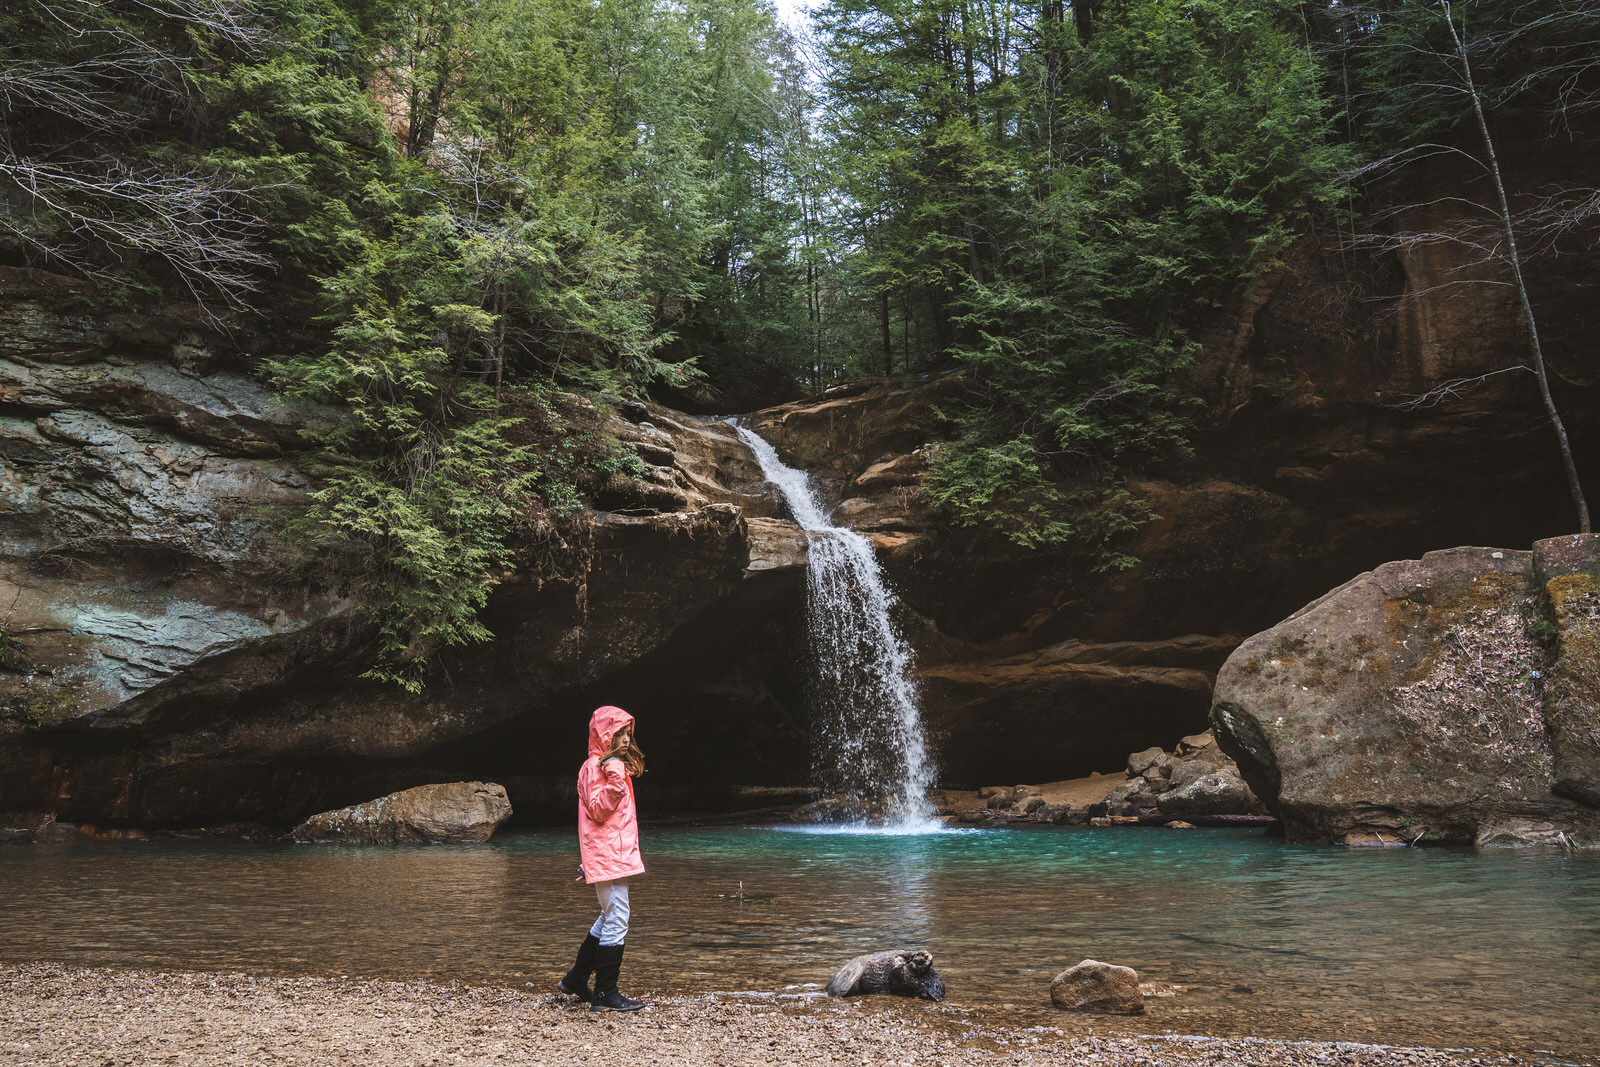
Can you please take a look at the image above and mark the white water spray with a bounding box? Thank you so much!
[732,423,938,830]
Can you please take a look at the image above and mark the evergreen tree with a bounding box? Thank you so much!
[818,0,1347,554]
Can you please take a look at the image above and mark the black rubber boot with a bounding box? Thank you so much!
[590,944,644,1012]
[557,934,599,1000]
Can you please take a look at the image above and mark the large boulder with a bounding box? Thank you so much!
[1211,537,1600,845]
[1538,534,1600,805]
[292,782,512,844]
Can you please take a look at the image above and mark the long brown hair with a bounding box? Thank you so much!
[600,726,646,778]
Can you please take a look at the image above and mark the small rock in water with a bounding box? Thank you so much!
[826,950,946,1001]
[1037,802,1076,825]
[1050,960,1145,1015]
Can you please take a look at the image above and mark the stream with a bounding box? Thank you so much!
[4,824,1598,1059]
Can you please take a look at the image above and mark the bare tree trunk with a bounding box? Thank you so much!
[1442,1,1590,533]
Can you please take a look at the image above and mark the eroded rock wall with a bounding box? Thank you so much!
[3,112,1596,831]
[737,131,1597,783]
[0,268,814,828]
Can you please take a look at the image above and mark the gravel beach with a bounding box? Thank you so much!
[1,962,1576,1067]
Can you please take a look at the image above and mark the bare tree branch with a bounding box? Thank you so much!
[43,0,271,57]
[1439,0,1590,532]
[0,155,273,310]
[1383,365,1533,411]
[0,0,279,317]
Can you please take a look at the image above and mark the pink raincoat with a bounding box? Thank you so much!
[577,705,645,884]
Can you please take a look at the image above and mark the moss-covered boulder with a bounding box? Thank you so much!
[1210,538,1600,846]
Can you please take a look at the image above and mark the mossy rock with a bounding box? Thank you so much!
[1535,535,1600,805]
[1211,544,1600,846]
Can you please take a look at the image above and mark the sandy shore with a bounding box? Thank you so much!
[1,962,1560,1067]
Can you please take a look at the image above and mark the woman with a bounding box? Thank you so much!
[558,704,646,1012]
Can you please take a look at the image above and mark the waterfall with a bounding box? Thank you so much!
[731,423,937,829]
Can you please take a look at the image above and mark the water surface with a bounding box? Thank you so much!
[3,825,1597,1059]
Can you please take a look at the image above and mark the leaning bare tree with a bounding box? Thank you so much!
[1340,0,1595,533]
[0,0,275,317]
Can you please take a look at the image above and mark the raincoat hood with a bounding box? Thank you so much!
[588,705,636,758]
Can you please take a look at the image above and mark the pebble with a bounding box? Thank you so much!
[0,962,1556,1067]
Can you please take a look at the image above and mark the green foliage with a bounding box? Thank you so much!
[6,0,1414,676]
[228,0,795,685]
[1329,0,1586,151]
[299,419,537,690]
[821,0,1350,556]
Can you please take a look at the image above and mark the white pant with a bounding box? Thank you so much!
[588,879,630,946]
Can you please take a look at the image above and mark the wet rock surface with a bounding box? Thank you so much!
[1211,537,1600,846]
[291,782,513,844]
[1050,960,1145,1015]
[826,949,946,1001]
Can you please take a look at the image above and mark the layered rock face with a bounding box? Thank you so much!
[1211,536,1600,845]
[738,130,1597,786]
[742,373,1595,788]
[0,267,812,828]
[0,280,350,714]
[741,386,1243,781]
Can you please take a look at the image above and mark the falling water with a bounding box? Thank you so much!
[731,423,937,830]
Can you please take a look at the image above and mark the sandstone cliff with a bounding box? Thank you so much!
[2,135,1596,832]
[0,266,813,827]
[734,133,1596,788]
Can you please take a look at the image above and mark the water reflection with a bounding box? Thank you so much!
[3,826,1598,1057]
